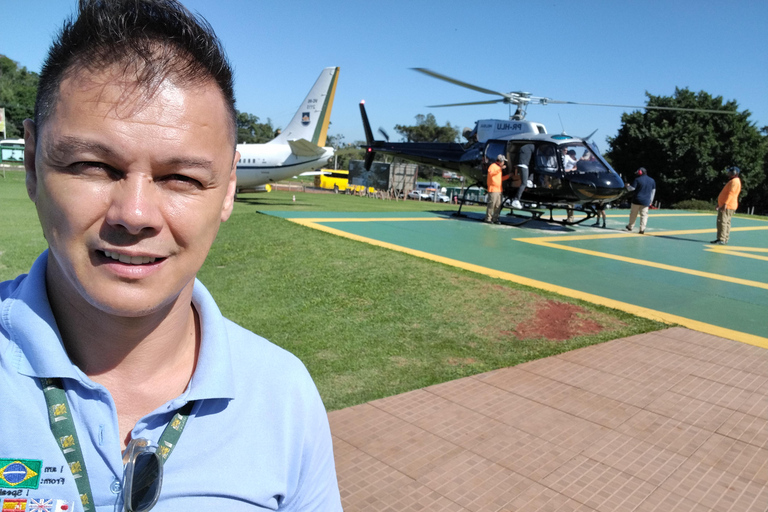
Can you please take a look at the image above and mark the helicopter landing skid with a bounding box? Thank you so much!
[501,204,598,227]
[503,208,545,225]
[546,206,598,226]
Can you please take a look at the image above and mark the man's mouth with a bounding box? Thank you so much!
[102,250,159,265]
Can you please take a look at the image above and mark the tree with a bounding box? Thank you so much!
[394,113,459,143]
[748,126,768,214]
[606,88,765,208]
[236,111,275,144]
[326,133,345,149]
[0,55,39,139]
[323,134,365,170]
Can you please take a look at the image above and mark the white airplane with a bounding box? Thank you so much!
[236,67,339,191]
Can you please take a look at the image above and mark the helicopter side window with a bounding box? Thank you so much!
[534,145,558,175]
[484,142,507,167]
[559,142,611,175]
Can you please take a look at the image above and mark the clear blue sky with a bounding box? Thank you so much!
[2,0,766,151]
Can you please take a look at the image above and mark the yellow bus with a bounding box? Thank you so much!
[315,169,349,191]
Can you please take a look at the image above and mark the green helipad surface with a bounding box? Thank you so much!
[266,209,768,348]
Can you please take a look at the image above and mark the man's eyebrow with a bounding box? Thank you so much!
[160,156,216,171]
[46,136,117,159]
[46,136,216,171]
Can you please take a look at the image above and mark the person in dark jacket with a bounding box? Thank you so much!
[624,167,656,234]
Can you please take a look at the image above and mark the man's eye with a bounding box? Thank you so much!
[162,174,203,188]
[71,162,118,176]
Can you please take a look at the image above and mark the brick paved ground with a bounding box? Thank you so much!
[329,328,768,511]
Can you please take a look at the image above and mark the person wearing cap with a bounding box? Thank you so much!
[485,154,509,223]
[711,166,742,245]
[624,167,656,234]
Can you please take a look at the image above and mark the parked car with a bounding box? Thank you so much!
[407,189,430,200]
[425,188,451,202]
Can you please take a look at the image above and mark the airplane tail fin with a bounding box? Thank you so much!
[271,67,339,147]
[359,100,376,170]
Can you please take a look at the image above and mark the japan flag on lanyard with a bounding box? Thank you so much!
[54,501,73,512]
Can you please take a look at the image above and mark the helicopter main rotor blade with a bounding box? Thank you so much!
[427,99,505,108]
[412,68,513,100]
[544,99,736,115]
[414,68,736,116]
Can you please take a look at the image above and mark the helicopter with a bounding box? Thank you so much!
[360,68,736,225]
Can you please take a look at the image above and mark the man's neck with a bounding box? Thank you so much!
[46,275,200,383]
[48,274,201,448]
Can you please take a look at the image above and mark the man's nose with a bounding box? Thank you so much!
[104,176,163,235]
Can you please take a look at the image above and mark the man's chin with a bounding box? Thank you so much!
[79,281,193,320]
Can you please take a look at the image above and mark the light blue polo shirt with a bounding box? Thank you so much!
[0,252,342,511]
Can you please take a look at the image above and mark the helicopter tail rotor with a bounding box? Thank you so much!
[359,100,374,145]
[359,101,377,171]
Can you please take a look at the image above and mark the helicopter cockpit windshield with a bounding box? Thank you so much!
[560,142,611,175]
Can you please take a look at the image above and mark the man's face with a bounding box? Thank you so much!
[24,67,239,318]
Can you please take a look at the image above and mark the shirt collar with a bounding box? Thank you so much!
[185,279,236,401]
[3,251,79,381]
[4,251,235,400]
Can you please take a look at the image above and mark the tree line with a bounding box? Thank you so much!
[605,88,767,212]
[2,54,765,212]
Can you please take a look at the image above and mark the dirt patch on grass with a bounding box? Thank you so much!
[512,299,605,341]
[446,357,478,367]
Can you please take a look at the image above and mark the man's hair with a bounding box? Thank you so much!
[35,0,237,144]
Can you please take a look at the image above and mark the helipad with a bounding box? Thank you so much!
[267,209,768,348]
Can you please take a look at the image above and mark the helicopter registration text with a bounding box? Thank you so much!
[476,119,546,142]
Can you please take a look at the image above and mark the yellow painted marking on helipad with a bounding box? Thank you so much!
[514,227,768,291]
[704,245,768,262]
[289,217,768,349]
[529,225,768,243]
[615,213,713,218]
[294,217,447,223]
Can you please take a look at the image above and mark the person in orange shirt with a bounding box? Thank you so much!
[711,166,742,245]
[485,154,509,223]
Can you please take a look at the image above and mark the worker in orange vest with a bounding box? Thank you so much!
[711,166,742,245]
[484,154,510,224]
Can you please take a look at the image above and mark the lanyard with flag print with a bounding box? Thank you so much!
[41,377,193,511]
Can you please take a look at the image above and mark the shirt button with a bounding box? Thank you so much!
[110,479,122,494]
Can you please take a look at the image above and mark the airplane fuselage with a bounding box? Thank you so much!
[236,142,333,187]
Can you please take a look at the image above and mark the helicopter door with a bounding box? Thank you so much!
[533,144,562,190]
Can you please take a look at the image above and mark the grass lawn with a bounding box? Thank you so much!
[1,171,665,410]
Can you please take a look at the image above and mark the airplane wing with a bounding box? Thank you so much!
[288,138,326,157]
[298,170,331,176]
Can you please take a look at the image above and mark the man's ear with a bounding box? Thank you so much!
[23,119,38,202]
[221,150,240,222]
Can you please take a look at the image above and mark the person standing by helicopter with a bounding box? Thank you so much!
[624,167,656,234]
[592,202,608,228]
[485,154,509,223]
[511,143,534,209]
[711,166,742,245]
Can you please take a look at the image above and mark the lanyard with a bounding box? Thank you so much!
[41,378,193,511]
